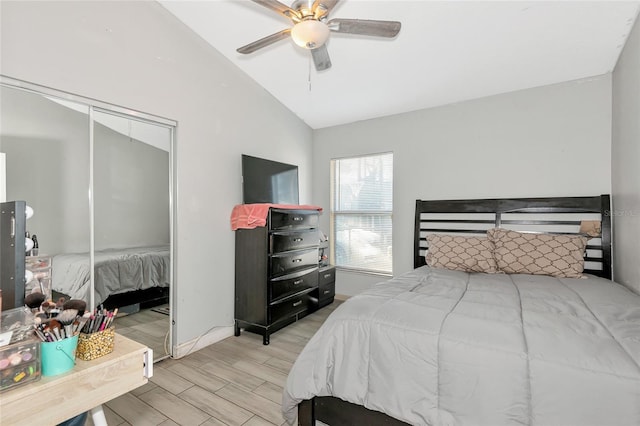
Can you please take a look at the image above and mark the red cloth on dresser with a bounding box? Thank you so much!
[230,203,323,230]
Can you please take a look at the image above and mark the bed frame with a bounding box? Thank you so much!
[53,287,169,311]
[414,194,611,279]
[297,194,612,425]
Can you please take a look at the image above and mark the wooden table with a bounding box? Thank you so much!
[0,334,153,425]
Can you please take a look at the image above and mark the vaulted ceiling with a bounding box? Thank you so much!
[160,1,640,129]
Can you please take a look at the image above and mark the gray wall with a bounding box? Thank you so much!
[94,122,170,251]
[612,16,640,294]
[1,87,91,255]
[0,1,314,348]
[313,76,613,295]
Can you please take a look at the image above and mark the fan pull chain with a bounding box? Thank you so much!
[308,55,312,92]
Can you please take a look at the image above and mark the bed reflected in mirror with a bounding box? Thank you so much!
[0,80,175,362]
[92,109,172,361]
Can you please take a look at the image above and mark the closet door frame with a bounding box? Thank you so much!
[0,75,178,357]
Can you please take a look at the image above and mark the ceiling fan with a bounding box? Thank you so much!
[237,0,401,71]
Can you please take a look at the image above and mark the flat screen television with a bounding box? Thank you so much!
[242,154,299,205]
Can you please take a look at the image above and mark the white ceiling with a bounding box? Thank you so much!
[160,1,640,129]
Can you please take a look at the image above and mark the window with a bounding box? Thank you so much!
[331,152,393,274]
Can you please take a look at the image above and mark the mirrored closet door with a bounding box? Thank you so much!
[0,77,176,361]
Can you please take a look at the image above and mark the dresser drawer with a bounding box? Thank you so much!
[270,247,318,277]
[270,229,319,253]
[270,209,319,230]
[318,266,336,287]
[318,281,335,302]
[270,267,318,302]
[269,290,316,323]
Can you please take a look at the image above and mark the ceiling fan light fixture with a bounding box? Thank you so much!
[291,19,330,49]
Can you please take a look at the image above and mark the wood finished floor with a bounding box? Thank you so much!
[115,305,172,362]
[86,301,341,426]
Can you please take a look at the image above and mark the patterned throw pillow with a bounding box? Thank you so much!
[426,234,498,273]
[487,228,587,278]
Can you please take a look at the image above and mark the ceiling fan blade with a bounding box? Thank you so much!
[250,0,301,22]
[328,18,401,37]
[311,44,332,71]
[237,28,292,54]
[312,0,340,19]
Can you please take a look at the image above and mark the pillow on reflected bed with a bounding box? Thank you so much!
[426,234,498,273]
[487,228,587,278]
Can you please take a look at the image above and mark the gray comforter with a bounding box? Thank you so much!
[52,245,170,305]
[283,266,640,425]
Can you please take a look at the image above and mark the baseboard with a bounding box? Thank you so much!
[334,293,350,301]
[172,326,234,359]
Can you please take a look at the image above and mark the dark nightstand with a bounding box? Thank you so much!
[317,265,335,308]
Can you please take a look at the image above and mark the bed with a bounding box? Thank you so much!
[284,195,640,425]
[52,245,170,308]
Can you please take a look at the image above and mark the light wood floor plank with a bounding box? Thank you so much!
[265,328,308,345]
[116,307,170,362]
[179,385,253,426]
[200,417,230,426]
[196,344,241,365]
[260,342,304,364]
[216,384,284,425]
[131,320,170,339]
[284,324,316,341]
[166,362,228,393]
[232,359,288,388]
[213,338,274,364]
[104,392,170,425]
[137,387,211,425]
[199,359,266,392]
[253,381,285,405]
[85,404,127,426]
[150,365,195,394]
[95,301,341,426]
[162,348,216,370]
[263,357,294,375]
[131,380,159,397]
[243,415,280,426]
[258,346,299,364]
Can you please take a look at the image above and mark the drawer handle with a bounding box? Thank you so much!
[324,273,332,279]
[293,216,304,221]
[323,290,331,295]
[292,258,302,263]
[292,238,303,242]
[292,300,303,307]
[293,279,303,285]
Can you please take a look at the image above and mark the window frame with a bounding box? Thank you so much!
[330,152,393,275]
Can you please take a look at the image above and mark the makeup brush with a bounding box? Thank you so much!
[74,312,91,334]
[47,319,62,341]
[84,315,95,334]
[33,326,47,342]
[41,301,51,317]
[63,299,87,316]
[56,309,78,339]
[25,292,45,309]
[105,308,118,329]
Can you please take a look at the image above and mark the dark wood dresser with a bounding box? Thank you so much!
[234,208,334,345]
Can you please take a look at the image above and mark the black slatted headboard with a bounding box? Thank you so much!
[414,195,612,279]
